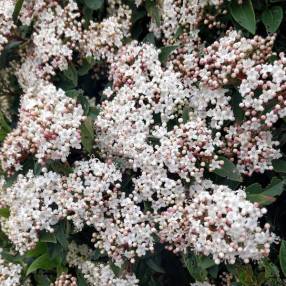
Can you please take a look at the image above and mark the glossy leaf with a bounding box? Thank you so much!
[26,253,56,276]
[159,45,179,64]
[262,6,283,33]
[279,240,286,277]
[230,0,256,34]
[84,0,104,10]
[213,157,243,182]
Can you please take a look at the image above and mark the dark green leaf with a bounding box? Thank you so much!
[78,58,96,76]
[246,178,284,205]
[145,0,161,26]
[47,161,73,175]
[84,0,104,10]
[273,159,286,173]
[159,45,179,64]
[77,270,89,286]
[39,232,57,243]
[146,258,165,274]
[55,222,69,249]
[213,157,243,182]
[26,253,56,276]
[65,89,83,99]
[261,6,283,33]
[81,117,94,154]
[230,0,256,34]
[26,242,47,258]
[34,273,52,286]
[0,208,10,218]
[280,240,286,277]
[183,255,207,282]
[63,64,78,86]
[12,0,24,22]
[78,95,90,115]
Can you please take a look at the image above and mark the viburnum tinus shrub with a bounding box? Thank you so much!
[1,0,286,285]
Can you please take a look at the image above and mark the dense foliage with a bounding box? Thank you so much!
[1,0,286,285]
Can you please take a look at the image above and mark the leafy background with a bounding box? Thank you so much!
[1,0,286,285]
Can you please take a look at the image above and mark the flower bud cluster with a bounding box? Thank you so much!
[157,119,223,181]
[156,180,276,264]
[222,125,281,175]
[0,81,84,174]
[183,30,275,89]
[51,273,77,286]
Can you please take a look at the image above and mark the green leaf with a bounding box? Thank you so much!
[39,232,57,243]
[227,264,255,286]
[81,117,94,154]
[0,208,10,218]
[159,45,179,64]
[65,89,83,99]
[213,157,243,182]
[47,161,73,175]
[229,0,256,34]
[273,159,286,173]
[78,57,96,76]
[88,106,100,120]
[246,178,284,205]
[77,270,89,286]
[279,240,286,277]
[26,253,56,276]
[12,0,24,22]
[0,111,11,141]
[63,64,78,86]
[84,0,104,10]
[34,273,52,286]
[146,258,165,274]
[145,0,161,26]
[261,6,283,33]
[26,242,47,258]
[54,222,69,249]
[183,254,208,282]
[78,95,90,115]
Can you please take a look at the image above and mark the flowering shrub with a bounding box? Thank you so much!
[1,0,286,285]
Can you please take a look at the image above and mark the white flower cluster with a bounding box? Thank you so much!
[16,0,131,90]
[67,242,139,286]
[156,180,276,264]
[17,0,83,89]
[81,5,131,63]
[64,159,155,265]
[0,171,64,254]
[0,81,84,173]
[96,42,189,171]
[240,53,286,127]
[0,159,155,264]
[0,0,15,54]
[0,248,22,286]
[189,87,234,129]
[149,0,236,44]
